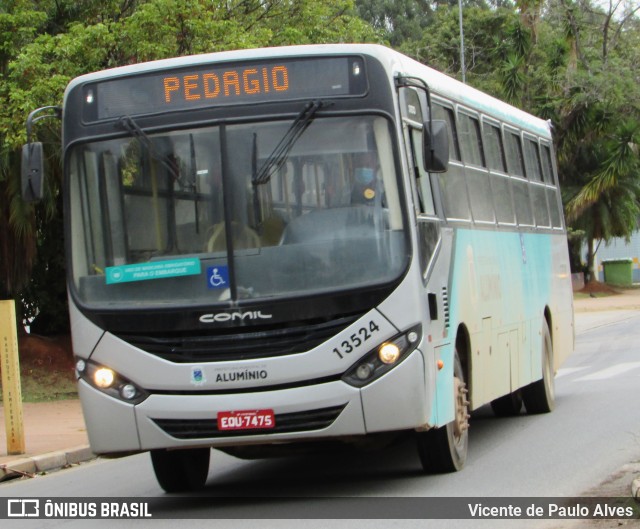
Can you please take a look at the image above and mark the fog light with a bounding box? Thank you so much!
[120,384,137,400]
[355,363,375,380]
[75,359,86,374]
[378,343,401,364]
[94,367,115,389]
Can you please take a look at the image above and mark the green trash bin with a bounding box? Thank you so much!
[602,258,633,286]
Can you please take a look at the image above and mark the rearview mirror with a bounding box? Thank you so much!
[21,142,44,202]
[423,119,449,173]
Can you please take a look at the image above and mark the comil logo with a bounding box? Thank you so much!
[199,311,272,323]
[8,499,39,517]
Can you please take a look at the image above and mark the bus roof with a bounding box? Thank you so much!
[65,43,551,138]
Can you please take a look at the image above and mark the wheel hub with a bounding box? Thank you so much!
[453,377,470,439]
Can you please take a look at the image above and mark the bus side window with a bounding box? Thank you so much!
[504,129,533,227]
[432,103,461,162]
[458,111,495,223]
[504,129,525,177]
[431,102,470,222]
[457,112,484,167]
[483,121,507,173]
[540,143,555,185]
[523,137,542,182]
[483,120,515,225]
[524,137,551,228]
[541,143,564,229]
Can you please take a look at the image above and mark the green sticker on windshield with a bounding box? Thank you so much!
[105,258,201,284]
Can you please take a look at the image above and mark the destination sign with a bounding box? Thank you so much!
[82,56,367,121]
[163,65,290,104]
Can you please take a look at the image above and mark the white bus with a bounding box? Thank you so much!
[23,44,574,492]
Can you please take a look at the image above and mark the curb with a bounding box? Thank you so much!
[0,445,95,482]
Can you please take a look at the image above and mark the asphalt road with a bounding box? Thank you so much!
[1,310,640,529]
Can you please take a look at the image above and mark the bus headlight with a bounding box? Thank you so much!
[75,358,149,404]
[378,342,401,364]
[94,367,115,389]
[342,325,422,388]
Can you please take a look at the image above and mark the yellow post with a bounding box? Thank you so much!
[0,300,25,455]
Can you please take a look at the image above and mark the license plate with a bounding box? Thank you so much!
[217,409,275,431]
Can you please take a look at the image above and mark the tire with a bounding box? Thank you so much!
[490,390,523,417]
[416,351,469,473]
[150,448,211,493]
[522,319,555,414]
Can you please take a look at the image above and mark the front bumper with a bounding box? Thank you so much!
[79,349,427,454]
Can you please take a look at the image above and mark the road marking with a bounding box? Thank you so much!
[574,362,640,382]
[555,367,588,378]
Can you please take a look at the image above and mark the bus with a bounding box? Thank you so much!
[22,44,574,492]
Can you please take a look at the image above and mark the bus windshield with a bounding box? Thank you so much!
[68,114,408,309]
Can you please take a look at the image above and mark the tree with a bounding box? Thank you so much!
[0,2,48,307]
[355,0,433,46]
[387,5,521,96]
[565,121,640,279]
[547,0,640,280]
[1,3,123,332]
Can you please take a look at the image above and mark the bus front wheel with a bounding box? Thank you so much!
[150,447,210,493]
[416,351,469,473]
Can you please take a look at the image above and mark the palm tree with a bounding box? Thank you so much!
[0,146,38,303]
[565,120,640,282]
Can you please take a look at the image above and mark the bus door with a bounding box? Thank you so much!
[399,86,445,307]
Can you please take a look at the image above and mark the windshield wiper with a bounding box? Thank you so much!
[119,116,183,186]
[253,100,324,186]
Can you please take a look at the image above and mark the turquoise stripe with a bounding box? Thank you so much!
[430,229,553,426]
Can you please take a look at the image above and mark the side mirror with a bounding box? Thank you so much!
[21,142,44,202]
[423,119,449,173]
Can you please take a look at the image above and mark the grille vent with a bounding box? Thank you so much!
[151,405,346,439]
[115,314,361,363]
[442,287,450,328]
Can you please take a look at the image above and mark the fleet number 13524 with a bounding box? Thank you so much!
[332,320,380,360]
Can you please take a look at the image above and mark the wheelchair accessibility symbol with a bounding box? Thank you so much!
[207,266,229,289]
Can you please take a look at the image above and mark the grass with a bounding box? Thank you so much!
[17,364,78,402]
[573,291,615,300]
[0,334,78,403]
[1,363,78,403]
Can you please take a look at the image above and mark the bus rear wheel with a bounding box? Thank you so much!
[150,447,210,493]
[416,352,469,473]
[522,319,555,414]
[490,390,523,417]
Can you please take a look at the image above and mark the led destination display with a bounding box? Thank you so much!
[83,56,367,121]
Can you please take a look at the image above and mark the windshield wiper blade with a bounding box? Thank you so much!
[119,116,182,185]
[253,100,324,186]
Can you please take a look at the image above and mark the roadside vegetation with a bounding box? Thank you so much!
[0,335,76,402]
